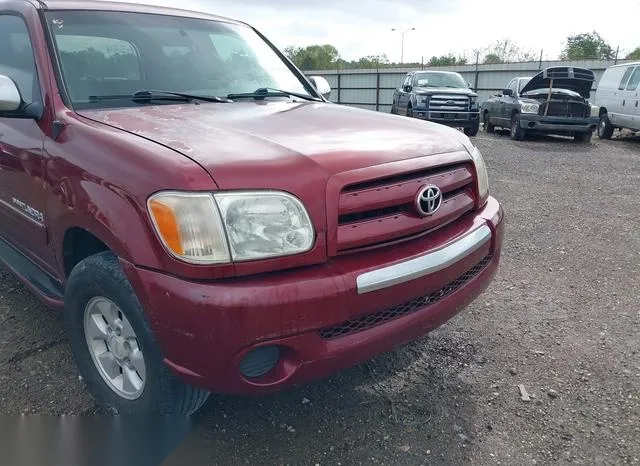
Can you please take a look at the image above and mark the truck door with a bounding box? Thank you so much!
[622,66,640,130]
[499,79,518,124]
[611,66,634,126]
[398,73,413,114]
[0,13,57,276]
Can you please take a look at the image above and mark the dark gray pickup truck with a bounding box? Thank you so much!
[391,71,480,136]
[481,67,599,142]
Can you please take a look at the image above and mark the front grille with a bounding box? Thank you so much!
[428,94,470,112]
[318,254,493,340]
[541,101,587,118]
[335,164,476,253]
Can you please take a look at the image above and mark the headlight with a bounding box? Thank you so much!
[449,129,490,204]
[148,190,315,264]
[470,96,478,109]
[520,103,539,114]
[214,191,314,261]
[470,146,489,202]
[148,192,230,264]
[417,95,429,107]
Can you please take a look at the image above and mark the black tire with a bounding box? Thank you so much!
[598,114,614,139]
[65,251,210,415]
[510,114,526,141]
[574,131,593,143]
[406,103,413,118]
[464,120,480,137]
[484,112,495,133]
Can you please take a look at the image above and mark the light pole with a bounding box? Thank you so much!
[391,27,415,64]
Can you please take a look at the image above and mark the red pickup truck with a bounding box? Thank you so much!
[0,0,504,415]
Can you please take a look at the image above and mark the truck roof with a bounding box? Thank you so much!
[607,61,640,69]
[23,0,241,24]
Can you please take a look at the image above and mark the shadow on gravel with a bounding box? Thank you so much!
[186,334,480,464]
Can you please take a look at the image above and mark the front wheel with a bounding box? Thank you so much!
[464,120,480,137]
[65,252,210,415]
[510,114,526,141]
[406,104,413,118]
[484,112,495,133]
[597,114,614,139]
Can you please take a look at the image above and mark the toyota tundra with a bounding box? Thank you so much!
[0,0,504,415]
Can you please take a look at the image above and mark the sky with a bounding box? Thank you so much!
[114,0,639,62]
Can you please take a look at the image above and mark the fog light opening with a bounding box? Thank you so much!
[239,346,281,379]
[528,122,536,128]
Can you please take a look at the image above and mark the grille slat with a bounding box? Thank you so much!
[541,101,587,118]
[318,254,492,340]
[337,190,475,251]
[335,164,476,253]
[428,95,470,112]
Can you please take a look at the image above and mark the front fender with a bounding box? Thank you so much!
[47,172,165,278]
[42,109,218,281]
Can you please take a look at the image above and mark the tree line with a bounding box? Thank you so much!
[284,32,640,71]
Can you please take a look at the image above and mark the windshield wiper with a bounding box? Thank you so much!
[88,90,233,104]
[227,87,321,102]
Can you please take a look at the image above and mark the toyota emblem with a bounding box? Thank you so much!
[416,185,442,216]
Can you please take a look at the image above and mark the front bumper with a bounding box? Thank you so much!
[123,197,504,395]
[412,109,480,127]
[519,114,599,133]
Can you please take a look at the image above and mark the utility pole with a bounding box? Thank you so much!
[391,27,416,64]
[538,49,543,70]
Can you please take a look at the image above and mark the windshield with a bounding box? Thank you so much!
[44,11,312,109]
[414,72,467,89]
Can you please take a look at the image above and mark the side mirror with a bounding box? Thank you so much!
[308,76,331,100]
[0,75,22,113]
[502,88,513,97]
[0,75,42,119]
[403,85,412,92]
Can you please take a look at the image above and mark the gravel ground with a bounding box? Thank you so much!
[1,130,639,464]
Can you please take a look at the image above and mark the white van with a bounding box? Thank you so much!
[594,62,640,138]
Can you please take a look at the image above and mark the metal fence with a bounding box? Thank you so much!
[305,59,633,113]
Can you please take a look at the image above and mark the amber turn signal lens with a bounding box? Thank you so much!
[147,192,230,264]
[148,199,184,256]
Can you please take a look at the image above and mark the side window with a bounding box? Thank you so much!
[402,74,412,88]
[505,79,515,94]
[625,67,640,91]
[619,67,634,90]
[518,79,529,93]
[0,15,40,105]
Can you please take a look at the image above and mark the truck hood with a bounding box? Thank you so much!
[79,101,468,189]
[414,87,477,97]
[519,66,594,98]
